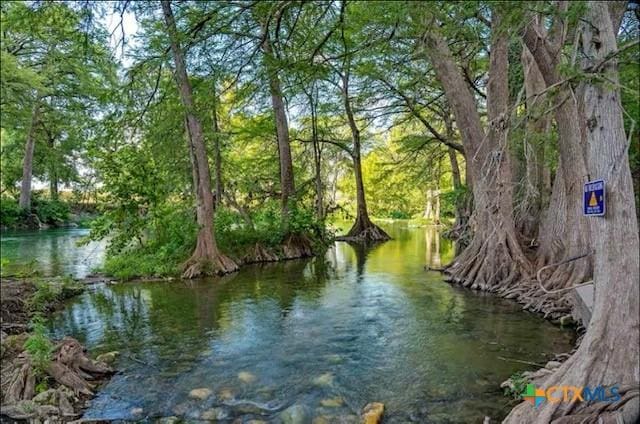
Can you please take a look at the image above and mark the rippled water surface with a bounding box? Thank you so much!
[45,223,573,422]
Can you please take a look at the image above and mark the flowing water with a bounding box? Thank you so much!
[4,223,574,422]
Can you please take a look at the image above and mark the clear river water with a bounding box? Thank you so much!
[1,223,574,423]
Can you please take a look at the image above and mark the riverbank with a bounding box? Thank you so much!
[0,277,115,421]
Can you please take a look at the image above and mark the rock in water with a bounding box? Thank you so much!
[188,387,212,400]
[362,402,384,424]
[320,397,344,407]
[280,404,311,424]
[201,407,229,420]
[238,371,257,384]
[218,387,234,400]
[96,351,119,365]
[312,372,334,386]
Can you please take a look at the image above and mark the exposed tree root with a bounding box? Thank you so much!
[445,228,532,292]
[282,232,315,259]
[336,215,391,243]
[1,337,114,420]
[243,243,279,263]
[182,244,239,279]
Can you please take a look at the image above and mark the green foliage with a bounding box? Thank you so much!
[32,198,70,224]
[100,203,196,279]
[0,196,23,226]
[27,277,82,313]
[503,372,528,400]
[440,185,469,220]
[24,315,54,377]
[0,196,71,227]
[216,201,326,253]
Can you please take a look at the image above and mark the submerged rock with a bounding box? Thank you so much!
[280,404,312,424]
[201,407,230,420]
[96,350,119,365]
[362,402,384,424]
[324,354,343,364]
[320,397,344,408]
[218,387,235,400]
[189,387,212,400]
[238,370,257,384]
[312,416,331,424]
[313,372,334,386]
[130,407,144,416]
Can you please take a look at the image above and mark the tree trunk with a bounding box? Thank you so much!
[517,46,552,241]
[521,11,593,316]
[211,86,223,209]
[505,3,639,422]
[19,101,41,211]
[339,72,390,242]
[307,88,324,220]
[161,0,237,278]
[422,11,531,291]
[260,25,295,218]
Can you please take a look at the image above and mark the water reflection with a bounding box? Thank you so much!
[0,228,105,278]
[48,224,574,422]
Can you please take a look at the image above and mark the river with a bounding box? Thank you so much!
[1,223,574,422]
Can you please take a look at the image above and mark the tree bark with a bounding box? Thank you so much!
[339,71,390,242]
[308,88,324,220]
[422,10,531,291]
[161,0,237,277]
[211,85,223,209]
[260,24,295,217]
[517,46,552,241]
[521,8,593,315]
[19,101,41,210]
[505,3,639,422]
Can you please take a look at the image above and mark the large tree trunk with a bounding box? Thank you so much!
[19,101,41,211]
[505,3,639,422]
[520,11,593,317]
[517,46,552,241]
[161,0,237,278]
[339,72,390,243]
[422,11,531,291]
[260,26,295,218]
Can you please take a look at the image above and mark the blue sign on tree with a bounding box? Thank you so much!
[584,179,605,216]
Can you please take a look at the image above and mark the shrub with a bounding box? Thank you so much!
[24,315,54,377]
[0,197,23,226]
[32,199,70,224]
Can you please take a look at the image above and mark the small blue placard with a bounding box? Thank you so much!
[584,179,605,216]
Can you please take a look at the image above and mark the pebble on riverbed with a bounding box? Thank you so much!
[313,372,334,386]
[280,404,312,424]
[362,402,384,424]
[320,397,344,407]
[238,370,257,383]
[188,388,212,400]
